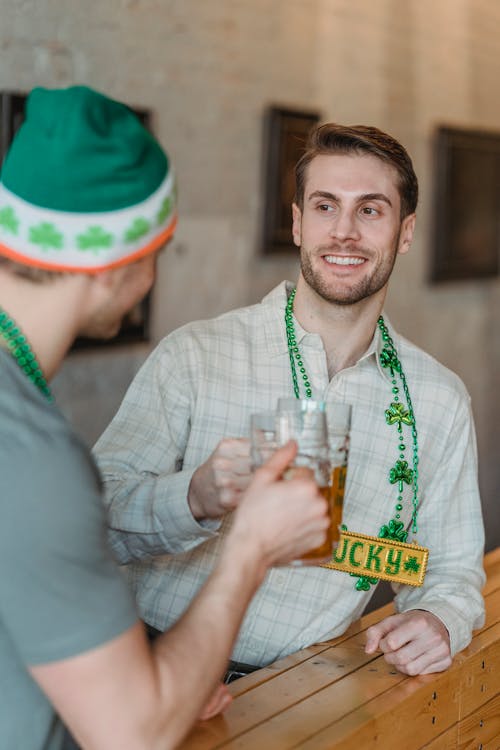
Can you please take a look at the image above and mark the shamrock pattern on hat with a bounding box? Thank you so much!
[0,207,19,235]
[156,196,172,225]
[77,226,114,252]
[124,218,151,243]
[29,223,64,251]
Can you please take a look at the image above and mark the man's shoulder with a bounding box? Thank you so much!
[396,332,470,403]
[0,352,71,441]
[156,281,288,352]
[0,353,97,489]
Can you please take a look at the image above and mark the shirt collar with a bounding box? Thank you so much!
[260,280,396,384]
[259,280,295,358]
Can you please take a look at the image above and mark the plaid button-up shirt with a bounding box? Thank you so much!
[94,281,485,665]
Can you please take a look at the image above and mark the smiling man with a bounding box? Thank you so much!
[95,123,485,680]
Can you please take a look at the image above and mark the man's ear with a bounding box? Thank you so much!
[398,213,416,256]
[86,267,125,303]
[93,266,125,288]
[292,203,302,248]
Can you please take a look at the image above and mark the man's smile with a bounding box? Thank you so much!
[323,255,365,266]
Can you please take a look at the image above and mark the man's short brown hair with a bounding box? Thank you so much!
[294,123,418,219]
[0,256,64,283]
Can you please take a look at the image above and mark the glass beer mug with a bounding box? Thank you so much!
[276,398,351,563]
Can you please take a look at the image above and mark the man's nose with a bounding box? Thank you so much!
[328,209,360,241]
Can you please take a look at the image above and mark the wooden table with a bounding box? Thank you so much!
[180,547,500,749]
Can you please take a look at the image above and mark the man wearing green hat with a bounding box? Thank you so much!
[0,85,329,750]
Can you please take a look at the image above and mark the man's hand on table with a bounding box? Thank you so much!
[365,610,452,675]
[188,438,252,519]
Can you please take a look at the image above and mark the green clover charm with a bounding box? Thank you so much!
[385,402,413,427]
[351,574,379,592]
[379,519,409,543]
[380,348,400,373]
[389,460,414,492]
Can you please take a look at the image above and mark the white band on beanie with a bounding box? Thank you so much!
[0,169,176,272]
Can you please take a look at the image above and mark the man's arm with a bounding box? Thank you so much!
[30,443,329,750]
[94,337,220,563]
[95,333,262,562]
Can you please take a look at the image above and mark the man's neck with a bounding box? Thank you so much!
[0,272,89,380]
[292,276,386,378]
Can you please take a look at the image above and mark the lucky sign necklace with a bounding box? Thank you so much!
[284,287,428,591]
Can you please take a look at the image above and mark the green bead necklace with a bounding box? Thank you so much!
[0,307,53,402]
[285,287,420,591]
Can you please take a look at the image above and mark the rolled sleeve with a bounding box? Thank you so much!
[104,468,219,562]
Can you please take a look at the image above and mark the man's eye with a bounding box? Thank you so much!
[318,204,333,212]
[361,206,378,216]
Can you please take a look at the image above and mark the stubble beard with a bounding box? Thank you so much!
[299,236,401,307]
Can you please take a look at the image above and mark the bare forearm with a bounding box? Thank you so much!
[149,533,265,746]
[32,539,265,750]
[31,444,327,749]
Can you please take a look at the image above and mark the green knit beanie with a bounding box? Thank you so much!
[0,85,177,272]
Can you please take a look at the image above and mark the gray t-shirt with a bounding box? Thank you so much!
[0,350,138,750]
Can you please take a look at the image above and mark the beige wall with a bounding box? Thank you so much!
[1,0,498,548]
